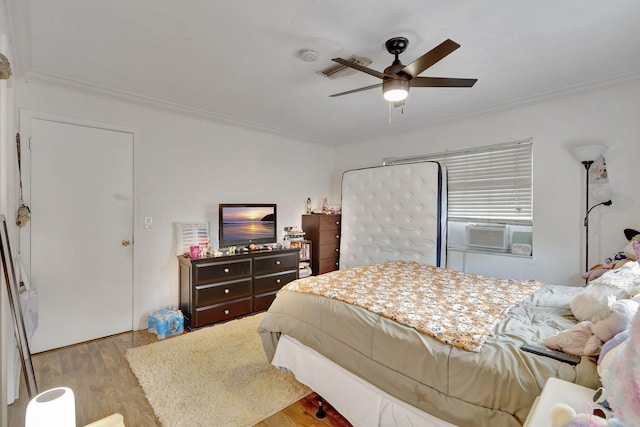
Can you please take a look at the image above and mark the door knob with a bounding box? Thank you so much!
[121,239,131,247]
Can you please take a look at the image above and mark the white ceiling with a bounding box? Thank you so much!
[8,0,640,144]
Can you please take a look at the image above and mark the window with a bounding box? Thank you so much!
[383,138,533,254]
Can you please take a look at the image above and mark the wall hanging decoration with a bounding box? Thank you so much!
[16,133,31,227]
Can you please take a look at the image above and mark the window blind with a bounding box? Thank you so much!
[383,139,533,225]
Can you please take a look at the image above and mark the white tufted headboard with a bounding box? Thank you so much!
[339,161,447,269]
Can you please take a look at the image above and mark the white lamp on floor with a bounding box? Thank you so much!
[26,387,76,427]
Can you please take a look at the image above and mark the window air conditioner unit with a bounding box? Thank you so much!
[465,224,509,250]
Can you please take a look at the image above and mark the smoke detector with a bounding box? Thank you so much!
[299,49,319,62]
[318,55,372,79]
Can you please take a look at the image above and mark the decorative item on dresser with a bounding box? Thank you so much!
[301,214,341,275]
[178,248,299,329]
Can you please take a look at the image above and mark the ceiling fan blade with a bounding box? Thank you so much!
[329,83,382,97]
[331,58,386,79]
[411,77,477,87]
[401,39,460,78]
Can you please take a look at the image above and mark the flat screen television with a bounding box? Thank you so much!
[218,203,277,247]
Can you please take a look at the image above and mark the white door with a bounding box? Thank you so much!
[29,118,134,353]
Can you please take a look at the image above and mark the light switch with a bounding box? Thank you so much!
[144,216,153,229]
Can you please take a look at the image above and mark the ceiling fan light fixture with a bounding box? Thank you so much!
[329,38,476,101]
[383,79,409,102]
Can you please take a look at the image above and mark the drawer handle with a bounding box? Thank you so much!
[336,235,340,239]
[276,279,281,284]
[336,248,339,252]
[224,309,230,315]
[224,288,230,294]
[336,221,340,225]
[224,268,230,273]
[275,260,281,265]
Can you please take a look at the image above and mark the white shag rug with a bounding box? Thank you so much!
[126,313,310,427]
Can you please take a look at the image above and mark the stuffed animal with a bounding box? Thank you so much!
[599,305,640,427]
[583,229,640,282]
[551,403,626,427]
[545,296,640,356]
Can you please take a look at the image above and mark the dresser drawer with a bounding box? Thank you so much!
[194,297,252,326]
[319,229,340,245]
[254,270,297,294]
[194,259,252,285]
[254,252,299,275]
[319,244,340,260]
[319,257,339,274]
[254,292,278,312]
[319,215,341,230]
[195,278,252,307]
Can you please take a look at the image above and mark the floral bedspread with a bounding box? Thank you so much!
[282,260,544,352]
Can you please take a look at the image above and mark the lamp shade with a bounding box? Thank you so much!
[570,144,607,162]
[591,185,612,203]
[383,78,409,101]
[26,387,76,427]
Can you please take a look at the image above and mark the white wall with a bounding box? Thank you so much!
[11,61,640,332]
[334,79,640,286]
[16,78,337,329]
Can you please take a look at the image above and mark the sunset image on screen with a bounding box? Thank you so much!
[221,206,275,243]
[223,207,273,223]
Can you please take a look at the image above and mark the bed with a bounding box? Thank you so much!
[258,162,599,426]
[257,262,601,426]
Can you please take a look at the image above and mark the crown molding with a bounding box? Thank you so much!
[333,71,640,145]
[21,69,331,146]
[18,67,640,147]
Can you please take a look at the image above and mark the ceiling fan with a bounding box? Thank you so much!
[329,37,477,104]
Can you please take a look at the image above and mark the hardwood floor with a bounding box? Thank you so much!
[256,393,351,427]
[7,330,351,427]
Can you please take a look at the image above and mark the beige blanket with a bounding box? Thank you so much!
[259,279,600,426]
[283,261,544,352]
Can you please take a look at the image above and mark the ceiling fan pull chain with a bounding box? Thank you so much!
[388,102,392,125]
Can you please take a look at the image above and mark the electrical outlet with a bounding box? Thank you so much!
[144,217,153,229]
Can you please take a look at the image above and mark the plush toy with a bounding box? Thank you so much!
[583,229,640,282]
[545,296,640,356]
[624,228,640,242]
[551,403,626,427]
[599,305,640,427]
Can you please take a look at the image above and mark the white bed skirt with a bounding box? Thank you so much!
[272,335,458,427]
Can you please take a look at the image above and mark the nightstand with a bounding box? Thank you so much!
[524,377,598,426]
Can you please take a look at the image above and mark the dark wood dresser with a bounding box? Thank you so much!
[178,248,299,329]
[301,214,341,275]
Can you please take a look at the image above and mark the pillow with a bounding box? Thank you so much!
[544,321,596,355]
[570,262,640,321]
[591,298,639,342]
[597,329,629,371]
